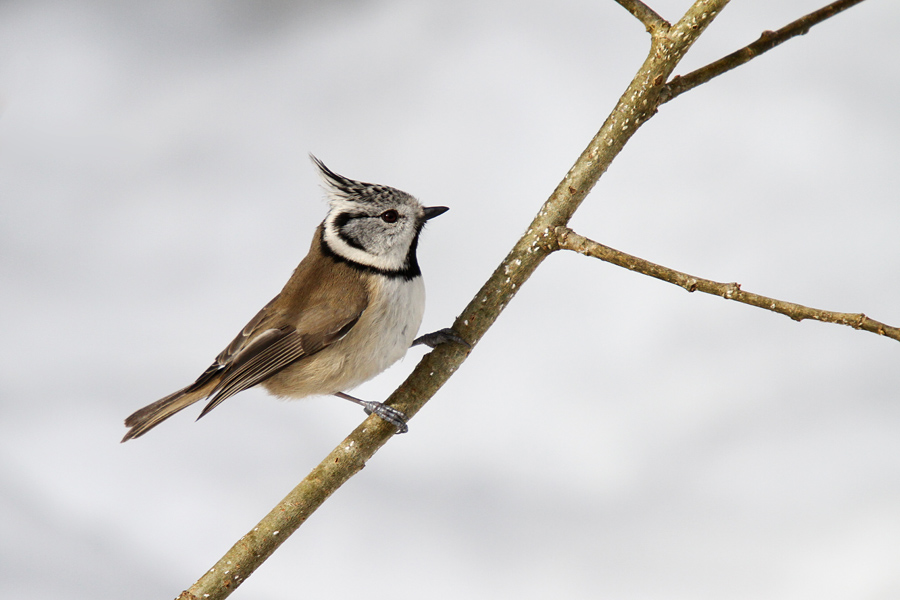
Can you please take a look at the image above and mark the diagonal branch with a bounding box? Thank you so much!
[613,0,670,34]
[176,1,882,597]
[660,0,868,103]
[554,227,900,343]
[181,3,730,598]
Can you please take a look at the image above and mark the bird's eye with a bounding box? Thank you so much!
[380,209,400,223]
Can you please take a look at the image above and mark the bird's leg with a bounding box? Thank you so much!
[412,327,470,349]
[333,329,466,434]
[334,391,409,434]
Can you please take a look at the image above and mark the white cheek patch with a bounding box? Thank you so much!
[323,218,407,272]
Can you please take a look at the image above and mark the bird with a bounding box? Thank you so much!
[122,155,459,442]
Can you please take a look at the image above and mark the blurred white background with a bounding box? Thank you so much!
[2,1,899,598]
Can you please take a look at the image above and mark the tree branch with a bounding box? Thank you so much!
[181,409,407,600]
[177,1,880,596]
[181,3,728,597]
[660,0,868,103]
[613,0,670,34]
[554,227,900,343]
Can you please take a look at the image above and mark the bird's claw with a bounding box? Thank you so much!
[362,401,409,434]
[412,327,470,349]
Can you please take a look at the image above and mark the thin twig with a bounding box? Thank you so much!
[555,227,900,343]
[613,0,670,34]
[660,0,867,103]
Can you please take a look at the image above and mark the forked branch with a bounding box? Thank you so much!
[179,1,873,598]
[614,0,670,33]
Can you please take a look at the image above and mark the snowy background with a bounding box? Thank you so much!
[2,1,900,598]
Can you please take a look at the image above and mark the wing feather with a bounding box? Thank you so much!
[198,310,362,418]
[199,328,306,416]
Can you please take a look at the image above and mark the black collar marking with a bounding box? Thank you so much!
[319,228,422,281]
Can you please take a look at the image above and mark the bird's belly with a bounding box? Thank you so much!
[262,275,426,398]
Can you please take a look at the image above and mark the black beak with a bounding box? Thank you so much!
[423,206,449,221]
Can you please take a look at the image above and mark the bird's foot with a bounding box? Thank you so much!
[362,401,409,434]
[412,327,470,349]
[334,392,408,434]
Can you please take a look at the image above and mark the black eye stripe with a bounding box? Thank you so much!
[334,211,402,225]
[333,212,360,229]
[332,212,366,250]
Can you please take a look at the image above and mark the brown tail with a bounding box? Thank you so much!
[122,379,217,442]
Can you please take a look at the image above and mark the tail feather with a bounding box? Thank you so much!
[122,380,217,442]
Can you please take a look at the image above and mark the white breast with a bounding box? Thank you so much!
[348,274,427,383]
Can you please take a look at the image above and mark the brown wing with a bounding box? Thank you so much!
[122,226,368,441]
[196,238,370,417]
[121,300,362,441]
[197,309,360,417]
